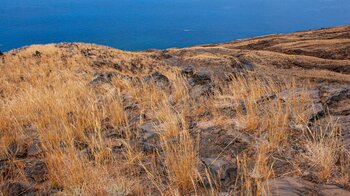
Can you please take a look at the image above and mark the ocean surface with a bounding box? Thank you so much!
[1,0,350,52]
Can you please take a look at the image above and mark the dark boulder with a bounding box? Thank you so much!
[27,140,42,157]
[242,63,254,71]
[190,84,213,98]
[3,182,33,196]
[230,61,255,75]
[33,51,41,58]
[181,66,194,76]
[7,142,27,158]
[24,160,48,183]
[139,123,158,141]
[189,71,212,86]
[0,160,13,180]
[111,140,125,153]
[74,140,89,150]
[265,177,350,196]
[90,72,116,85]
[201,158,236,186]
[103,128,123,139]
[113,63,122,70]
[143,72,169,87]
[151,72,169,83]
[160,51,172,59]
[93,60,108,67]
[139,142,159,153]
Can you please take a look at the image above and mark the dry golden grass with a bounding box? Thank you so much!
[304,118,349,182]
[1,43,349,195]
[236,151,273,196]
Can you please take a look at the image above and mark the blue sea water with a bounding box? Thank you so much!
[0,0,349,52]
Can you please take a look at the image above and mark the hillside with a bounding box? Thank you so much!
[1,25,350,195]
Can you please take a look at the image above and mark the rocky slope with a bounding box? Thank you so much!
[0,25,350,195]
[147,25,350,79]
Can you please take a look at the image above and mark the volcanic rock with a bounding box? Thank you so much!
[24,160,48,182]
[201,158,236,186]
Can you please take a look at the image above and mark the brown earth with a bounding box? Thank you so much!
[0,25,350,195]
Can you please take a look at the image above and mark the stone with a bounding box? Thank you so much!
[74,140,89,150]
[33,51,41,58]
[104,129,122,139]
[279,88,326,123]
[189,71,212,86]
[190,84,213,98]
[0,160,12,180]
[256,94,277,104]
[315,115,350,148]
[320,184,350,196]
[4,182,33,196]
[90,72,115,85]
[27,140,42,157]
[336,115,350,148]
[226,129,253,144]
[111,140,125,153]
[279,89,321,103]
[181,66,194,76]
[139,123,158,141]
[143,71,169,87]
[201,158,236,186]
[122,93,138,110]
[265,177,350,196]
[80,148,95,160]
[329,99,350,115]
[7,142,27,158]
[80,48,94,57]
[319,84,350,105]
[139,142,159,153]
[113,63,121,70]
[93,60,108,67]
[24,160,48,182]
[306,103,325,122]
[160,51,172,59]
[265,177,315,196]
[320,84,350,116]
[151,72,169,83]
[0,50,3,56]
[242,63,254,71]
